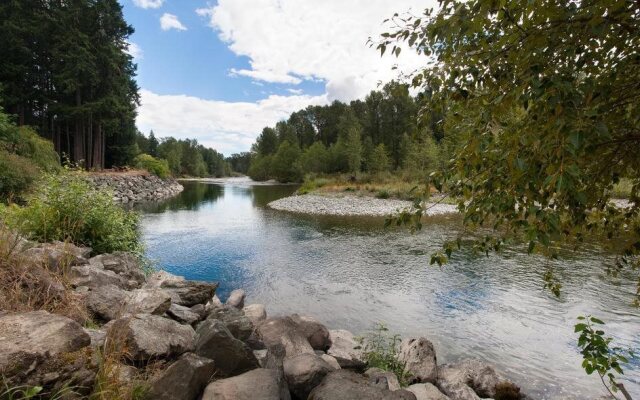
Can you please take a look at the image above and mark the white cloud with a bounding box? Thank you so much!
[136,89,328,155]
[196,0,433,101]
[132,0,163,9]
[287,88,303,95]
[125,42,143,60]
[160,13,187,31]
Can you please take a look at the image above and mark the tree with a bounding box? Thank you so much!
[338,110,363,175]
[300,142,330,174]
[271,141,302,183]
[369,144,391,174]
[255,127,279,156]
[148,130,159,157]
[380,0,639,393]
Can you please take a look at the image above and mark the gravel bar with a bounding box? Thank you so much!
[268,194,458,217]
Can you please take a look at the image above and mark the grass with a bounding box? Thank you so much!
[297,172,437,201]
[356,323,412,387]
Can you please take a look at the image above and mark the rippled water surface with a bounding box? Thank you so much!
[139,180,639,399]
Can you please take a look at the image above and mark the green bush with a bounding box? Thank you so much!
[133,154,171,178]
[2,173,141,254]
[247,155,273,181]
[0,151,40,200]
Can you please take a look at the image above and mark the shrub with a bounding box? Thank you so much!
[375,190,390,199]
[0,151,40,200]
[3,173,141,254]
[0,125,60,172]
[133,154,171,178]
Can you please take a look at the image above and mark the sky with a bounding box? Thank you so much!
[122,0,433,156]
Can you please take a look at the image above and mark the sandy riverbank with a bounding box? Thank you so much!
[268,193,458,217]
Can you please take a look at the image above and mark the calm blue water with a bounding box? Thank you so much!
[139,179,639,399]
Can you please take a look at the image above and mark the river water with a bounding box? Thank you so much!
[138,179,639,399]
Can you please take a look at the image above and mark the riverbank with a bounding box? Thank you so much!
[268,192,458,217]
[0,236,529,400]
[86,170,183,203]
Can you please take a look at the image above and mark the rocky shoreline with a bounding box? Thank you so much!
[268,193,458,217]
[86,172,183,203]
[0,239,530,400]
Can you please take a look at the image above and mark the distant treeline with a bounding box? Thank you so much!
[246,82,452,182]
[135,131,230,178]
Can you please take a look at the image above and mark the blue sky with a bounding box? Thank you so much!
[123,0,430,155]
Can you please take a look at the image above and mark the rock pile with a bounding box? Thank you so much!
[86,173,183,203]
[0,241,528,400]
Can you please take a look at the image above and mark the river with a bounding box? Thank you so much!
[138,179,639,399]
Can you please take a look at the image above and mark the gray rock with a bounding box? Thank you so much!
[85,285,128,321]
[70,264,131,289]
[406,383,451,400]
[207,305,254,341]
[84,327,107,349]
[145,270,218,306]
[190,304,207,319]
[22,241,90,270]
[0,311,90,380]
[243,303,267,325]
[226,289,246,309]
[308,370,417,400]
[107,314,195,361]
[147,353,216,400]
[327,329,365,369]
[284,353,334,400]
[89,252,145,287]
[398,337,437,384]
[195,319,258,376]
[254,349,269,367]
[437,359,513,400]
[365,367,401,391]
[86,286,171,321]
[202,368,282,400]
[257,316,315,359]
[291,314,332,351]
[168,303,202,325]
[320,354,341,370]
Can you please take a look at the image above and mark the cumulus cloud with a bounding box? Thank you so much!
[196,0,433,101]
[125,42,143,60]
[132,0,163,9]
[136,89,328,155]
[160,13,187,31]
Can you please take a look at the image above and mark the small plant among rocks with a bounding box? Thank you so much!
[357,323,412,387]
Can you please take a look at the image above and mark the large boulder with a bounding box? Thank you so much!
[327,329,365,369]
[406,383,451,400]
[202,368,283,400]
[145,270,218,307]
[0,311,91,382]
[290,314,332,351]
[86,286,171,322]
[226,289,246,309]
[195,319,258,376]
[107,314,195,361]
[146,353,216,400]
[257,316,314,358]
[85,284,128,321]
[243,303,267,325]
[206,305,254,341]
[284,353,334,399]
[70,264,132,290]
[308,370,417,400]
[22,241,90,270]
[398,337,437,384]
[437,359,517,400]
[89,252,146,287]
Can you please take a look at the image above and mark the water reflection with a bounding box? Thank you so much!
[140,180,640,399]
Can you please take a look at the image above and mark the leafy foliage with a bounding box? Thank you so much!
[575,316,635,398]
[357,323,412,387]
[2,172,141,254]
[133,153,170,178]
